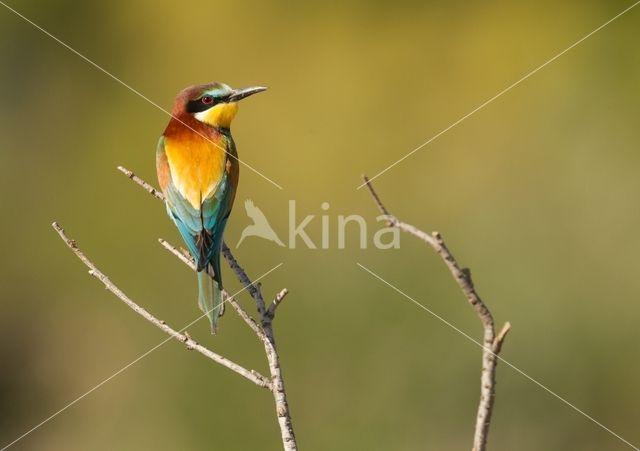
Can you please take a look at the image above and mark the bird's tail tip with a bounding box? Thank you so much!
[197,270,223,335]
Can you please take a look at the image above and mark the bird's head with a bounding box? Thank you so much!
[173,82,266,129]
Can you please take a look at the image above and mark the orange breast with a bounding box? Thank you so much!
[164,131,227,210]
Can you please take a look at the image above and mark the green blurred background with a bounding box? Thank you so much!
[1,1,639,450]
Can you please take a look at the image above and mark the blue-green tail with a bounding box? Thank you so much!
[197,269,223,334]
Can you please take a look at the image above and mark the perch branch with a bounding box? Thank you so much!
[362,176,510,451]
[226,297,270,344]
[52,222,271,390]
[217,246,296,450]
[221,243,268,318]
[118,166,164,201]
[121,166,298,451]
[160,239,296,449]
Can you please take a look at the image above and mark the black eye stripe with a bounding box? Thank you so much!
[186,92,233,113]
[187,96,217,113]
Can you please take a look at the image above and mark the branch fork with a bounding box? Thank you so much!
[53,167,298,450]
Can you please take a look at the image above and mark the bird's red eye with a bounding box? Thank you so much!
[201,95,214,105]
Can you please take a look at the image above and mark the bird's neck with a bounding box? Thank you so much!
[164,114,226,142]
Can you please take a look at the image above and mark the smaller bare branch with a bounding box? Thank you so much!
[221,243,268,320]
[267,289,289,319]
[492,322,511,353]
[159,238,196,270]
[226,297,270,345]
[362,175,392,219]
[52,222,271,390]
[117,166,164,201]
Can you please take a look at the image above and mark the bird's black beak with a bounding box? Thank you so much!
[227,86,267,102]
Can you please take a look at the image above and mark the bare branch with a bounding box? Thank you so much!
[159,238,196,270]
[117,166,164,201]
[362,175,392,219]
[363,176,510,451]
[216,247,296,449]
[160,237,297,450]
[492,321,511,354]
[206,244,296,448]
[221,243,268,319]
[52,222,271,390]
[267,289,289,319]
[226,297,270,345]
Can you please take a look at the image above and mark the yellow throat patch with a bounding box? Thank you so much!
[195,102,239,128]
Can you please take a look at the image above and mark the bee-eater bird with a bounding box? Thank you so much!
[156,82,266,333]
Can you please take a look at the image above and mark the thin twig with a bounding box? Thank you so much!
[492,322,511,354]
[219,250,297,449]
[226,297,270,344]
[159,238,195,269]
[362,175,510,451]
[221,243,268,319]
[117,166,164,201]
[121,166,298,451]
[52,222,271,390]
[267,289,289,319]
